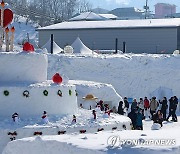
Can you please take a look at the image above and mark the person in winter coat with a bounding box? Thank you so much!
[99,100,104,111]
[135,109,143,130]
[144,97,150,109]
[153,110,163,127]
[131,98,138,111]
[172,96,178,122]
[144,97,151,119]
[124,97,129,112]
[118,101,124,115]
[160,97,168,120]
[138,98,144,119]
[150,97,158,118]
[167,96,178,122]
[128,109,137,130]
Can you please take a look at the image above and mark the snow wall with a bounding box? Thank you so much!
[69,80,122,109]
[0,52,47,83]
[0,83,77,117]
[48,54,180,99]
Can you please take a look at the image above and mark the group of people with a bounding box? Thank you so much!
[117,96,179,130]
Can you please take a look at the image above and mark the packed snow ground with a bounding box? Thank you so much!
[3,115,180,154]
[0,109,130,153]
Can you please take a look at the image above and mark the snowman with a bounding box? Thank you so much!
[41,111,49,124]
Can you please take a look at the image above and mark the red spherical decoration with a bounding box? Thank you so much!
[23,42,34,52]
[52,73,63,84]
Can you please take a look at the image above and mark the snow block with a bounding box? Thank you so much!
[0,52,48,83]
[0,82,77,116]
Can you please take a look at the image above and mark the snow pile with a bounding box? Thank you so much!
[12,21,38,47]
[0,52,47,83]
[42,39,63,54]
[47,54,180,99]
[69,80,122,108]
[71,37,93,54]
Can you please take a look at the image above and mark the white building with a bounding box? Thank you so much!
[37,18,180,54]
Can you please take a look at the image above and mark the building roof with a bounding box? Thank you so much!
[38,18,180,31]
[99,14,118,19]
[69,12,106,21]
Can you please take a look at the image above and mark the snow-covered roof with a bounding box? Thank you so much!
[69,12,106,21]
[42,39,63,54]
[71,37,93,54]
[99,14,118,19]
[38,18,180,30]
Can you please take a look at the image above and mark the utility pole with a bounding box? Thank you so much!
[144,0,149,19]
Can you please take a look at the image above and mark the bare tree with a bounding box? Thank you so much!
[76,0,92,13]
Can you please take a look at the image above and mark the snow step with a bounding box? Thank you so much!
[34,132,43,136]
[58,131,66,135]
[97,128,104,132]
[79,130,86,134]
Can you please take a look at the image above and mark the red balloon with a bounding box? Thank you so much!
[52,73,63,84]
[23,42,35,52]
[0,9,13,28]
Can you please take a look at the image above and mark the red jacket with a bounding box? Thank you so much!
[144,99,150,108]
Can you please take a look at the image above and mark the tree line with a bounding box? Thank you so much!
[5,0,92,26]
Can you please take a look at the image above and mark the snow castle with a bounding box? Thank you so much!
[0,52,78,116]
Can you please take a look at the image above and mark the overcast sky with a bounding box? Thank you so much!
[90,0,180,12]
